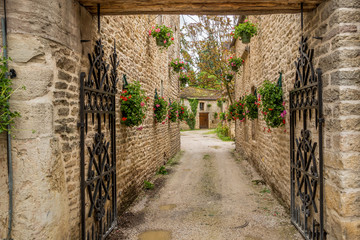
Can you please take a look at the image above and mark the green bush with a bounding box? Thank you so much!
[168,101,179,122]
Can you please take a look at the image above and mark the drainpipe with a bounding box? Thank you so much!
[2,0,13,239]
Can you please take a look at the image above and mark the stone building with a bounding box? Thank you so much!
[233,0,360,239]
[0,0,358,239]
[180,87,224,130]
[0,1,181,239]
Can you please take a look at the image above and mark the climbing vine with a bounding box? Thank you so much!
[186,98,198,130]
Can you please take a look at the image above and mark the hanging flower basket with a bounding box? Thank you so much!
[168,101,179,123]
[154,96,168,123]
[225,74,233,82]
[170,58,186,73]
[228,56,245,72]
[179,73,189,87]
[120,81,149,127]
[244,93,259,120]
[227,99,245,122]
[149,24,174,49]
[233,18,258,44]
[257,80,286,128]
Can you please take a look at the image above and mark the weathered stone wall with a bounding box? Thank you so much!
[0,1,180,239]
[234,0,360,239]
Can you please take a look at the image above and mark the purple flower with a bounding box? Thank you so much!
[280,110,287,118]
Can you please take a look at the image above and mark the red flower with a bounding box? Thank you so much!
[171,37,174,40]
[123,97,128,101]
[269,108,273,111]
[122,117,127,121]
[283,119,286,124]
[128,95,132,99]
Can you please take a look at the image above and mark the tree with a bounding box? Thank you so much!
[181,15,236,102]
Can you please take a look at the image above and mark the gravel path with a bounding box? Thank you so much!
[110,130,302,240]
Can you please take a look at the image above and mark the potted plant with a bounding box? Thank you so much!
[214,112,218,119]
[244,93,259,120]
[224,73,233,82]
[227,99,245,121]
[228,56,244,72]
[233,18,258,44]
[120,81,149,127]
[154,96,168,123]
[170,58,186,73]
[168,101,179,123]
[179,73,189,87]
[149,25,174,49]
[257,80,286,128]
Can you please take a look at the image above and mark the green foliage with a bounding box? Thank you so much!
[215,123,233,141]
[258,80,286,128]
[0,55,22,133]
[144,180,154,190]
[179,73,189,87]
[185,98,199,130]
[170,58,186,73]
[168,101,179,123]
[227,99,245,121]
[185,112,196,130]
[181,15,235,93]
[219,112,226,121]
[233,19,258,41]
[217,99,223,108]
[178,104,188,121]
[207,103,212,108]
[260,187,271,194]
[154,97,168,123]
[244,94,258,120]
[228,57,244,72]
[157,166,168,175]
[213,112,218,119]
[188,98,199,114]
[120,81,148,127]
[149,24,174,49]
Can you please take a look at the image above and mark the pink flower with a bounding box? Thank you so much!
[162,121,165,124]
[156,28,160,32]
[137,126,143,131]
[141,102,145,107]
[156,104,160,108]
[175,61,178,64]
[245,19,249,23]
[280,110,287,118]
[167,33,171,37]
[149,30,152,35]
[152,26,155,29]
[164,40,167,44]
[282,101,286,106]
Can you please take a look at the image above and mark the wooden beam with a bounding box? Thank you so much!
[77,0,325,15]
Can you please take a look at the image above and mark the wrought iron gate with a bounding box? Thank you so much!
[79,39,119,240]
[290,34,325,239]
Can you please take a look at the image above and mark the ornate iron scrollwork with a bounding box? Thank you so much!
[80,39,119,240]
[290,35,326,240]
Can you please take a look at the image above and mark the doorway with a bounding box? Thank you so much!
[199,113,209,129]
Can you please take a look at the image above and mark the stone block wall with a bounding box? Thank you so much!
[0,1,180,239]
[234,0,360,239]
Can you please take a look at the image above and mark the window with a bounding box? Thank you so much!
[200,102,204,111]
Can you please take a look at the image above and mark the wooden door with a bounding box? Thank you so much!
[199,113,209,129]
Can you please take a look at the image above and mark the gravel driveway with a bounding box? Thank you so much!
[109,130,302,240]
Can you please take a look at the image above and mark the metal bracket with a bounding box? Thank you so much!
[9,69,16,78]
[313,37,323,40]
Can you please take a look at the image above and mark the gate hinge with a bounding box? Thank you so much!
[77,122,84,129]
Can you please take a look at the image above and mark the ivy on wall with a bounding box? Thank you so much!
[186,98,199,130]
